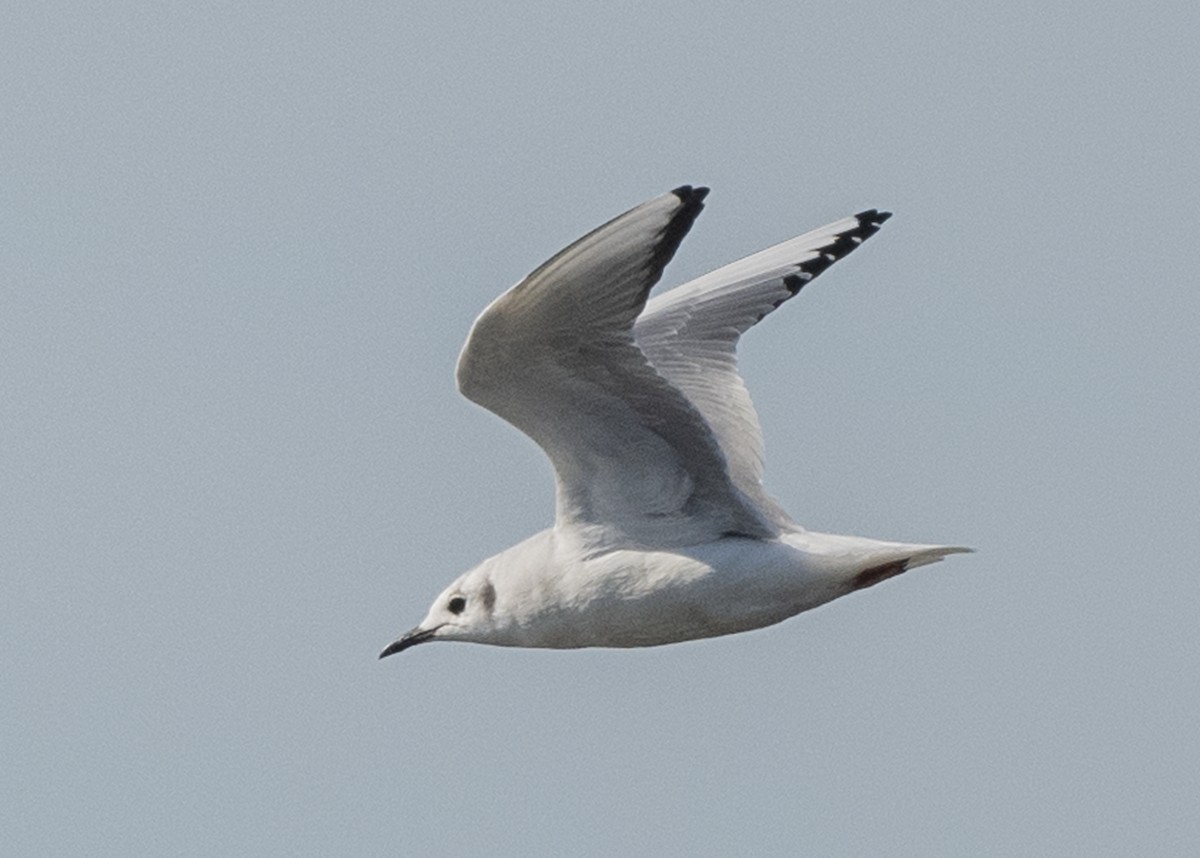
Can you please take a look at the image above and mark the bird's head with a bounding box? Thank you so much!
[378,568,502,658]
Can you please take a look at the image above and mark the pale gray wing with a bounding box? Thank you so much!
[456,187,775,550]
[634,209,892,528]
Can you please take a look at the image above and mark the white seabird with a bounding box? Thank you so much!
[381,186,969,657]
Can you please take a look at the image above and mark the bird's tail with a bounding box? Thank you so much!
[847,544,973,591]
[786,531,972,593]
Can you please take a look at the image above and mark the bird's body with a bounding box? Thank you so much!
[381,186,968,657]
[426,529,960,650]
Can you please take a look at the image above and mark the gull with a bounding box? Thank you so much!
[380,186,969,657]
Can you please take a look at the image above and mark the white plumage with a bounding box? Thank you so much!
[381,187,968,657]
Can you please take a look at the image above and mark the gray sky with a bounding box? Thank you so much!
[4,2,1199,855]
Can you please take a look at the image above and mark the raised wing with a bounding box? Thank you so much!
[456,187,774,549]
[635,209,892,528]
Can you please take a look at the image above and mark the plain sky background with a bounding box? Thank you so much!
[4,2,1198,855]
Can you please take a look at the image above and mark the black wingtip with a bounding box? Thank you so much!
[833,208,893,245]
[854,213,892,240]
[643,186,709,290]
[774,206,894,292]
[670,185,710,205]
[782,273,808,296]
[853,208,892,227]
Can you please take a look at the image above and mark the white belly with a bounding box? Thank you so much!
[527,535,844,648]
[504,529,962,649]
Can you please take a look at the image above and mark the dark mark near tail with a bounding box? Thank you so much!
[850,559,909,591]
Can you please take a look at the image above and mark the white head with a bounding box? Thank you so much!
[380,530,563,657]
[379,566,504,657]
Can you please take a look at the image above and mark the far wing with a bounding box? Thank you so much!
[634,209,892,527]
[456,187,774,550]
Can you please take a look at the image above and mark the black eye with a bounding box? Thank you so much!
[447,596,467,615]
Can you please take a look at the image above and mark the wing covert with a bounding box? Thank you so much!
[635,209,892,527]
[456,187,774,548]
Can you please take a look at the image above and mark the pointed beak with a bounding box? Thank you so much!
[378,625,437,659]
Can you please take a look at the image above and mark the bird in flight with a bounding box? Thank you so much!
[381,186,968,658]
